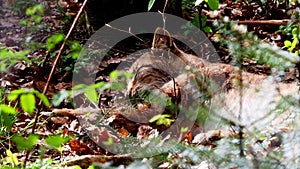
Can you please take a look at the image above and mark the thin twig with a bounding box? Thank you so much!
[104,24,145,43]
[162,0,168,30]
[24,0,89,166]
[40,0,89,99]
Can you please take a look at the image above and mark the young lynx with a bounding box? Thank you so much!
[128,27,299,131]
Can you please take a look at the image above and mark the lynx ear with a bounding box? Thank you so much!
[152,27,173,50]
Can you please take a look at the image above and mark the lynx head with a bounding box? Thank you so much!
[151,27,173,52]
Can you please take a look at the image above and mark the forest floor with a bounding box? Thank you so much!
[0,0,298,168]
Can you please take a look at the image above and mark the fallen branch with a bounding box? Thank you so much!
[60,154,132,168]
[207,19,290,26]
[53,107,102,116]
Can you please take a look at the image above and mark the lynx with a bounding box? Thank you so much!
[127,27,299,130]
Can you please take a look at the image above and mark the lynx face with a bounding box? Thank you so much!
[127,27,182,116]
[151,27,173,52]
[128,65,180,107]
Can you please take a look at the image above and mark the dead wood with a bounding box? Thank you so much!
[207,19,290,26]
[60,154,132,168]
[53,108,102,116]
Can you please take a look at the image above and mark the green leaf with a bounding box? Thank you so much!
[207,0,219,10]
[32,15,42,23]
[111,82,125,90]
[0,64,7,72]
[109,70,119,80]
[52,89,69,107]
[19,19,29,25]
[20,93,36,114]
[181,127,188,133]
[88,165,95,169]
[85,86,98,103]
[34,4,45,14]
[284,40,292,48]
[7,89,24,101]
[149,114,173,126]
[149,114,161,123]
[26,4,44,16]
[124,72,133,79]
[26,7,34,15]
[72,84,87,90]
[0,104,17,115]
[97,82,112,93]
[203,26,212,33]
[292,28,299,37]
[0,111,15,132]
[46,33,65,51]
[12,134,39,151]
[148,0,156,11]
[191,14,200,28]
[45,135,69,148]
[67,41,82,59]
[291,38,298,51]
[95,81,106,89]
[68,40,81,50]
[6,150,19,166]
[33,91,50,107]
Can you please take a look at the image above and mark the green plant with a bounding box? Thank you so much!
[283,30,299,55]
[46,33,65,52]
[0,2,86,168]
[21,4,44,24]
[0,88,15,136]
[214,17,299,71]
[52,70,131,107]
[61,40,83,71]
[3,149,19,167]
[149,114,174,126]
[8,88,50,114]
[195,0,219,11]
[0,45,31,72]
[196,16,300,168]
[45,135,71,153]
[5,88,49,141]
[19,4,48,51]
[193,0,219,32]
[0,88,74,168]
[281,9,300,55]
[12,134,39,152]
[181,0,219,33]
[148,0,156,11]
[3,0,38,15]
[0,104,16,136]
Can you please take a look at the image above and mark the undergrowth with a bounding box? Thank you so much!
[0,1,299,169]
